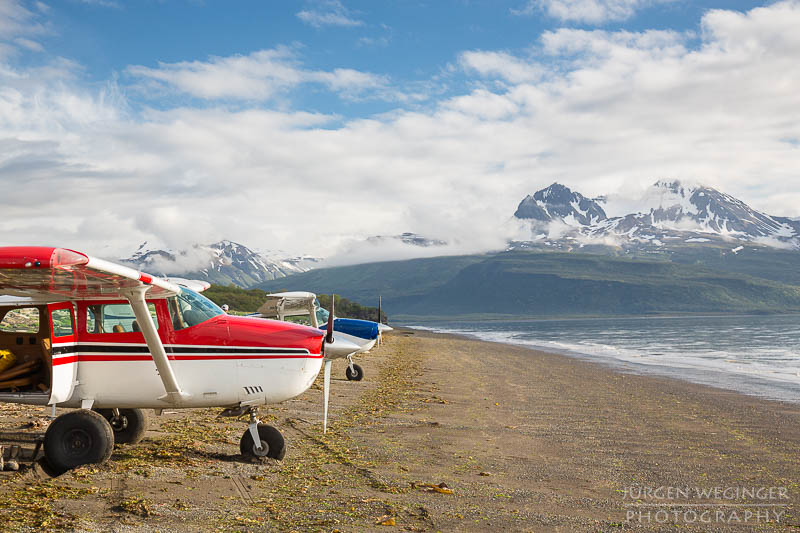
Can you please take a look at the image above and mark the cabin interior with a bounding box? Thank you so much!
[0,305,52,394]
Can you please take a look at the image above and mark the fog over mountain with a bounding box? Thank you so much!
[122,240,317,287]
[121,181,800,288]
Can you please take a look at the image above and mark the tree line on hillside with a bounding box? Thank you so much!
[203,284,387,322]
[317,294,387,323]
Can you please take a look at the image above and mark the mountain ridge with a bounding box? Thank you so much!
[512,180,800,252]
[122,240,316,287]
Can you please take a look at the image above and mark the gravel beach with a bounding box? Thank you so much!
[1,328,798,531]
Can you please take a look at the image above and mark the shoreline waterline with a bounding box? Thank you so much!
[401,314,800,404]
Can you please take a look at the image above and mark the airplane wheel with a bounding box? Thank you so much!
[44,410,114,475]
[240,424,286,460]
[94,408,149,444]
[345,363,364,381]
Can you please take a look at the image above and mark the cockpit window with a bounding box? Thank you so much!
[169,287,224,330]
[314,300,330,326]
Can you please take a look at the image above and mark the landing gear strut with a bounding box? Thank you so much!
[345,355,364,381]
[223,406,286,460]
[94,408,149,444]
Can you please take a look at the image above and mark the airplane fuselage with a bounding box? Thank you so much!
[0,300,324,410]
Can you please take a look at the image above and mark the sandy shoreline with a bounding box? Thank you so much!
[1,329,798,531]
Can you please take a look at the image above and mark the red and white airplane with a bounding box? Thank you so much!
[0,246,359,474]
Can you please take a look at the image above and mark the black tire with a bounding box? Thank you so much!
[94,408,149,444]
[44,410,114,475]
[239,424,286,460]
[345,363,364,381]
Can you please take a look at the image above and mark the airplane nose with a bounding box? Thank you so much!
[324,335,361,360]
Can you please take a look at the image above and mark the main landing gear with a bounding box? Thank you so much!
[44,410,114,475]
[219,405,286,460]
[43,408,150,475]
[94,408,149,444]
[345,355,364,381]
[41,405,286,474]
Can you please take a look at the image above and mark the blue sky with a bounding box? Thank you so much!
[1,0,799,261]
[27,0,764,116]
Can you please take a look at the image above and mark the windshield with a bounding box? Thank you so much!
[172,287,224,328]
[314,299,330,326]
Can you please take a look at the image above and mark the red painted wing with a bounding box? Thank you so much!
[0,246,179,301]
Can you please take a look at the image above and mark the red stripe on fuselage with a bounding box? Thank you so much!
[52,353,323,366]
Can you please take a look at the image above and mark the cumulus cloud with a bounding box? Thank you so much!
[126,47,390,102]
[459,51,543,84]
[297,0,363,28]
[2,2,800,264]
[514,0,673,24]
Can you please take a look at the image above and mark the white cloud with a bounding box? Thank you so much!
[2,2,800,264]
[78,0,121,7]
[13,37,43,52]
[0,0,40,35]
[297,0,363,28]
[515,0,673,24]
[126,47,391,102]
[459,51,543,84]
[0,0,46,55]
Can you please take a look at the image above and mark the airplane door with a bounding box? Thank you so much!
[48,302,78,405]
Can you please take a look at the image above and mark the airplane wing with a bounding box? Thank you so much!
[257,292,317,320]
[165,277,211,293]
[0,246,180,300]
[0,246,187,404]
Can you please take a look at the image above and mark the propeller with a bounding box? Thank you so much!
[377,295,382,345]
[326,294,335,343]
[323,295,335,434]
[320,296,361,433]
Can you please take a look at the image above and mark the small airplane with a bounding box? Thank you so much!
[255,291,392,433]
[256,292,384,382]
[0,247,359,474]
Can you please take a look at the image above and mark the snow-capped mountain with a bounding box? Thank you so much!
[122,240,317,287]
[512,181,800,251]
[514,183,607,226]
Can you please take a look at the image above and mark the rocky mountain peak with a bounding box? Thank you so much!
[512,180,800,251]
[122,241,309,287]
[514,182,607,225]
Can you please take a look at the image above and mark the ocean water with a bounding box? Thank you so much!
[403,314,800,403]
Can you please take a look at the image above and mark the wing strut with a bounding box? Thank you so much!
[123,285,189,405]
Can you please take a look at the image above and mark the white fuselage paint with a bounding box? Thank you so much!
[0,342,323,409]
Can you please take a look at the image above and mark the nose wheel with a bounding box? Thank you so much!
[345,361,364,381]
[235,407,286,460]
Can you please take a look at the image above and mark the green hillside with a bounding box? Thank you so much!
[203,285,269,312]
[257,254,485,301]
[257,251,800,318]
[663,245,800,286]
[203,284,384,320]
